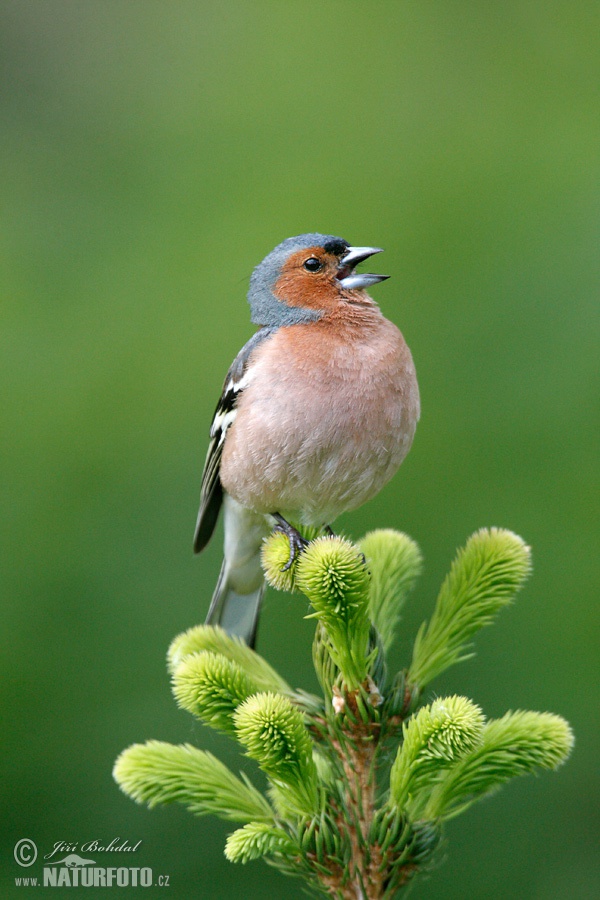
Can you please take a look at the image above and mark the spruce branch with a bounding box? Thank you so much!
[409,528,531,688]
[234,692,320,817]
[115,526,572,898]
[113,741,273,822]
[295,535,372,690]
[225,822,300,864]
[425,710,574,820]
[261,530,299,592]
[359,530,422,654]
[167,623,291,694]
[389,696,485,814]
[171,650,259,735]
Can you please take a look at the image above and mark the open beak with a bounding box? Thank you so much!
[337,246,389,290]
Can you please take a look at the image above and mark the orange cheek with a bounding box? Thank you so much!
[273,248,341,312]
[274,271,340,311]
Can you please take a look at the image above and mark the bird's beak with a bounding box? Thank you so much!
[337,246,389,290]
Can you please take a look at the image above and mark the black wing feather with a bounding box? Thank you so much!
[193,434,225,553]
[193,328,273,553]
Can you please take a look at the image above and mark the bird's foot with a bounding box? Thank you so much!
[272,514,309,570]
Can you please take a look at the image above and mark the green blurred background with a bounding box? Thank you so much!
[2,1,598,897]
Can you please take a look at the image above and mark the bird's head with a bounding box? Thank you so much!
[247,233,389,326]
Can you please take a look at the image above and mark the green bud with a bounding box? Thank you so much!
[359,529,423,653]
[224,822,298,864]
[390,696,485,812]
[167,624,291,694]
[172,651,258,735]
[296,536,371,688]
[426,710,574,820]
[409,529,532,688]
[234,692,319,815]
[261,531,298,592]
[113,741,273,823]
[296,536,370,619]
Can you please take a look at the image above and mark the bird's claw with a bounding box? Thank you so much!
[273,515,309,570]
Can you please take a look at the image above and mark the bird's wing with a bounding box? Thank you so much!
[193,328,273,553]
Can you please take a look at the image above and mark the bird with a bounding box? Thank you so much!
[193,233,420,648]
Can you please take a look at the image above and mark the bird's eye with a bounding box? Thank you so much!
[303,257,323,273]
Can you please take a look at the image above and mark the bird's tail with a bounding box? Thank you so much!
[205,561,265,648]
[205,496,269,649]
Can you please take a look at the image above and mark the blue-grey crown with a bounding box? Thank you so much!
[248,233,348,327]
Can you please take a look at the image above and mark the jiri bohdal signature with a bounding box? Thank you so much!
[44,839,142,861]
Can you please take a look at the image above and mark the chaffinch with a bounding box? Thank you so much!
[194,233,420,647]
